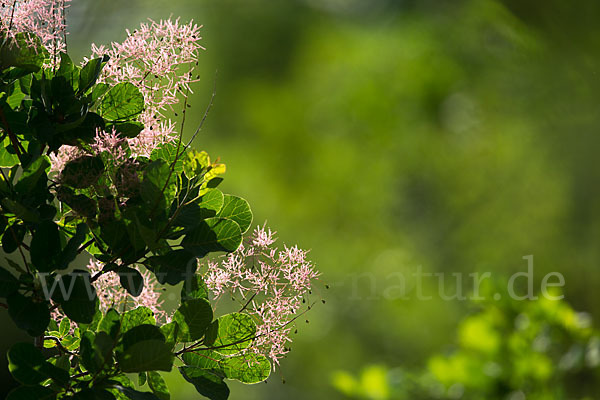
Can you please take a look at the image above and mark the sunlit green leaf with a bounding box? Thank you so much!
[121,306,156,333]
[79,55,108,95]
[99,82,144,121]
[207,313,256,355]
[147,371,170,400]
[181,274,209,302]
[173,298,213,342]
[217,195,252,234]
[181,217,242,257]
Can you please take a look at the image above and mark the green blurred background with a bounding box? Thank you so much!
[3,0,600,398]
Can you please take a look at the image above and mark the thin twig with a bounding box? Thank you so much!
[44,336,76,356]
[7,0,18,32]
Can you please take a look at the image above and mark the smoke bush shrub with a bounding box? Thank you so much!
[0,2,319,399]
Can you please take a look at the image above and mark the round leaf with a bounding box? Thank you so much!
[173,298,213,342]
[217,195,252,234]
[99,82,144,121]
[207,313,256,355]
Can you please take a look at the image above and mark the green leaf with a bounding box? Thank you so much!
[217,195,253,234]
[109,121,144,138]
[60,155,104,189]
[183,150,210,179]
[117,339,173,373]
[14,155,50,195]
[117,266,144,297]
[51,271,98,323]
[138,372,148,386]
[79,55,108,95]
[144,249,196,286]
[199,189,225,216]
[181,274,209,302]
[170,189,224,235]
[61,335,81,351]
[7,343,48,384]
[91,83,109,102]
[181,349,223,372]
[200,164,226,195]
[181,348,270,383]
[2,223,26,253]
[181,217,242,257]
[160,322,179,350]
[121,306,156,333]
[207,313,256,355]
[6,81,25,109]
[99,82,144,121]
[57,188,97,218]
[30,220,61,272]
[59,318,70,336]
[59,111,105,146]
[55,52,79,93]
[0,137,19,167]
[0,265,19,297]
[173,298,213,342]
[179,366,229,400]
[150,141,184,174]
[141,160,177,218]
[6,385,56,400]
[81,331,114,373]
[51,354,71,371]
[222,353,271,384]
[98,308,121,339]
[121,325,165,351]
[7,293,50,336]
[55,223,88,270]
[7,343,69,386]
[1,198,40,222]
[78,306,102,333]
[0,33,48,72]
[147,371,170,400]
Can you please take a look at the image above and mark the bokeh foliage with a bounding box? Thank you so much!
[333,290,600,399]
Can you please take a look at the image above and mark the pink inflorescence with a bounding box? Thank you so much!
[204,225,320,364]
[87,18,203,157]
[0,0,69,56]
[87,260,170,324]
[51,260,170,327]
[50,18,203,173]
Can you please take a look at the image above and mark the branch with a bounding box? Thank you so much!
[44,336,76,356]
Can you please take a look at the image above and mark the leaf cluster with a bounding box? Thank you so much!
[0,32,268,400]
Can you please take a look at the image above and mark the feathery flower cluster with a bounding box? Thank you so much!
[87,260,170,324]
[50,18,202,172]
[0,0,69,55]
[204,226,320,364]
[87,18,203,157]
